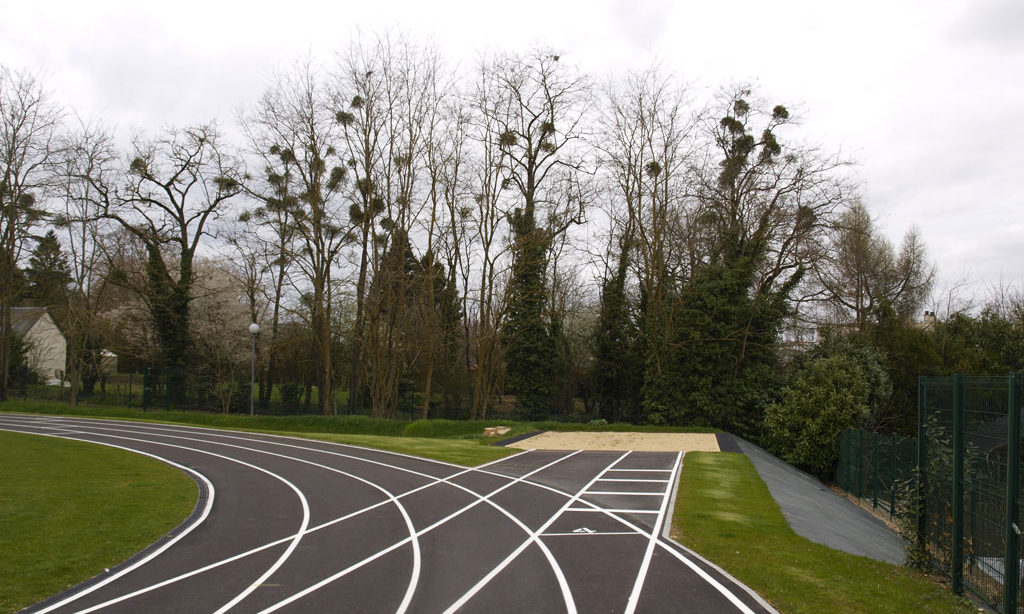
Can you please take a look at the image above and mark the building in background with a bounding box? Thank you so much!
[11,307,67,384]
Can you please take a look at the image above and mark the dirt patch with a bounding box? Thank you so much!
[507,431,720,452]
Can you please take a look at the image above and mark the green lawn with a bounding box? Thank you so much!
[0,430,196,614]
[671,452,973,614]
[270,431,516,465]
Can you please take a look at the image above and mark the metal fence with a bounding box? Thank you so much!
[835,374,1023,613]
[918,374,1023,613]
[836,428,917,521]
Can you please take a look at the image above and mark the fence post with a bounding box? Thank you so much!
[873,431,879,510]
[142,368,151,411]
[952,373,965,596]
[917,376,928,557]
[891,433,898,520]
[837,430,847,491]
[1005,373,1021,614]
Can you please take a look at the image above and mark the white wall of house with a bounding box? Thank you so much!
[23,312,67,382]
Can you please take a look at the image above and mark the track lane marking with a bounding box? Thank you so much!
[472,462,764,613]
[22,414,485,469]
[33,418,591,613]
[1,421,543,613]
[253,450,583,614]
[596,478,670,483]
[0,424,312,614]
[624,452,682,614]
[5,420,423,614]
[84,419,759,613]
[441,451,632,614]
[585,491,664,496]
[3,417,765,613]
[0,427,216,614]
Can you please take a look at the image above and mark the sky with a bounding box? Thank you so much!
[2,0,1022,307]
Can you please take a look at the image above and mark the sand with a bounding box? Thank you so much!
[506,431,720,452]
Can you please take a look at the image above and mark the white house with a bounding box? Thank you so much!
[11,307,67,384]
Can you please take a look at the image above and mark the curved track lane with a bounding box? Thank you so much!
[1,414,777,614]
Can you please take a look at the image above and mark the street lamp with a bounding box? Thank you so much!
[248,322,260,416]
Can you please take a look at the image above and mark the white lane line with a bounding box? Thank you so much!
[584,491,664,496]
[15,428,313,614]
[8,418,760,613]
[565,508,659,514]
[474,460,764,613]
[64,450,533,613]
[0,428,217,614]
[28,422,423,614]
[37,414,488,470]
[624,451,682,614]
[20,423,550,614]
[657,545,758,614]
[254,450,583,614]
[84,419,758,614]
[441,451,632,614]
[597,478,669,483]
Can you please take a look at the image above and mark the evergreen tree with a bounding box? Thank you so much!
[25,229,71,311]
[593,237,643,422]
[641,92,831,437]
[504,207,554,419]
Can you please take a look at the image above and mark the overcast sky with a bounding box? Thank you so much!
[2,0,1021,306]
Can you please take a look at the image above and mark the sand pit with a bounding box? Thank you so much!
[507,431,720,452]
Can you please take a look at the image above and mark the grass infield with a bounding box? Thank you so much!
[0,430,196,614]
[671,452,973,614]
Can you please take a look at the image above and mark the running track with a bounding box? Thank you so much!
[1,414,777,614]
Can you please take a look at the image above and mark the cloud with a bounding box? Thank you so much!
[611,0,672,50]
[949,0,1024,51]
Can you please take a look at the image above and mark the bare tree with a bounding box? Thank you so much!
[0,66,62,400]
[464,67,511,420]
[334,41,387,414]
[92,124,241,404]
[596,66,697,391]
[241,60,349,415]
[54,118,117,407]
[336,34,448,418]
[419,96,468,418]
[479,49,591,417]
[224,222,272,404]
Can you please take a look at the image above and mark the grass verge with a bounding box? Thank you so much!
[271,431,516,466]
[671,452,973,614]
[0,430,196,613]
[0,399,715,445]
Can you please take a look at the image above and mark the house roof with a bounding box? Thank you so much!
[10,307,48,337]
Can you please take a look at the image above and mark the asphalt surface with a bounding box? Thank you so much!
[2,415,776,614]
[717,433,907,565]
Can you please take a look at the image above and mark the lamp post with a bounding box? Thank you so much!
[248,322,260,416]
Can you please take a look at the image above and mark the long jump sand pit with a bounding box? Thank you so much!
[507,431,720,452]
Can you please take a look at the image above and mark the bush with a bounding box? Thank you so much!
[279,382,301,413]
[763,354,871,479]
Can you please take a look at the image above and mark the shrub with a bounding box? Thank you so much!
[763,354,871,479]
